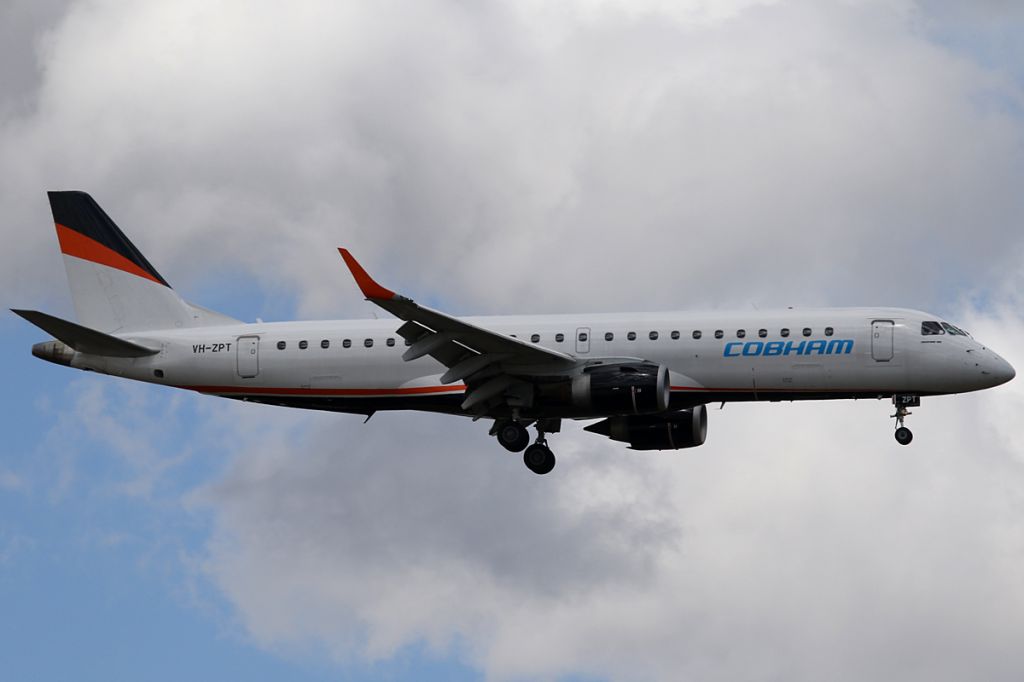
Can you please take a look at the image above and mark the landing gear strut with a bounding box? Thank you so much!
[891,395,919,445]
[523,421,558,475]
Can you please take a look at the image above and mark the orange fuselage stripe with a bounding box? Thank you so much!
[187,385,872,397]
[56,223,164,286]
[181,384,467,396]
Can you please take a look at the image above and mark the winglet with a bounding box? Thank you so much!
[338,248,397,300]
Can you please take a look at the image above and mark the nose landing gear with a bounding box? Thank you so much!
[891,395,920,445]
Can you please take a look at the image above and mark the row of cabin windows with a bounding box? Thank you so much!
[543,327,836,343]
[276,337,405,351]
[275,326,839,351]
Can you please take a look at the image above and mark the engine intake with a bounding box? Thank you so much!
[584,406,708,450]
[571,363,670,415]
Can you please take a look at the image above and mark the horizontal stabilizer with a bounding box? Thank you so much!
[11,309,160,358]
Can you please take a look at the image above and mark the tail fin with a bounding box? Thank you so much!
[48,191,237,332]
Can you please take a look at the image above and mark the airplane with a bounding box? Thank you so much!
[14,191,1016,474]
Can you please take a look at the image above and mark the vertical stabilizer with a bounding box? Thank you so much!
[48,191,198,333]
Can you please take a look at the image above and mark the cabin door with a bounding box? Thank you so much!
[871,320,894,362]
[237,336,260,378]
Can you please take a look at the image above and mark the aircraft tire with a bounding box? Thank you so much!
[894,426,913,445]
[496,421,530,452]
[524,443,556,475]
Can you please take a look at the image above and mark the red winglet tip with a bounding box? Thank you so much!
[338,248,396,300]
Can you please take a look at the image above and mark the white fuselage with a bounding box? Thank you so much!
[63,306,1014,417]
[30,190,1015,468]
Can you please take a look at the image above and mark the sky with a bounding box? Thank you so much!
[2,0,1024,680]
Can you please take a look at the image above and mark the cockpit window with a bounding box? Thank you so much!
[922,321,944,335]
[941,322,969,337]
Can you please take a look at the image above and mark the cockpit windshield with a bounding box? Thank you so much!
[941,322,970,336]
[922,320,971,337]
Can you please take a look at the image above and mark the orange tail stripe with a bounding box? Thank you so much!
[55,223,165,286]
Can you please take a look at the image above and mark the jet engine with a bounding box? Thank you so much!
[569,362,670,415]
[584,406,708,450]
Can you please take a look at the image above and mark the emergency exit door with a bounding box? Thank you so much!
[237,336,260,378]
[871,320,893,362]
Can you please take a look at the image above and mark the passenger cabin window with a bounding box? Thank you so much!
[692,330,702,340]
[605,332,614,341]
[649,331,659,340]
[555,333,564,342]
[824,327,834,337]
[627,331,637,341]
[714,330,724,339]
[364,338,374,348]
[343,339,352,348]
[781,328,790,338]
[320,339,330,349]
[530,334,540,343]
[578,332,588,342]
[736,329,746,339]
[277,341,286,350]
[386,338,396,347]
[671,330,680,340]
[802,328,812,337]
[758,329,767,338]
[405,338,412,346]
[299,340,308,349]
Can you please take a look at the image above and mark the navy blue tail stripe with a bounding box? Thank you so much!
[48,191,169,287]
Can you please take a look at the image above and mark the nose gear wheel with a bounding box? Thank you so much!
[891,395,920,446]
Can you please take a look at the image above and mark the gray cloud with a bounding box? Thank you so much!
[0,0,70,116]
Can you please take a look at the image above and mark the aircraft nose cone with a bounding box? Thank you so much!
[996,358,1016,385]
[985,350,1016,387]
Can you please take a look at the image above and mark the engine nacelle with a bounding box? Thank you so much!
[584,406,708,450]
[570,363,670,416]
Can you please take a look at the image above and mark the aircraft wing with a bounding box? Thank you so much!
[338,249,577,413]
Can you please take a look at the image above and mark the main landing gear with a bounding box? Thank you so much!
[495,420,530,453]
[891,394,920,446]
[492,418,557,474]
[523,433,556,475]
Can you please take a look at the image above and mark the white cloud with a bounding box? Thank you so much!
[3,0,1024,317]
